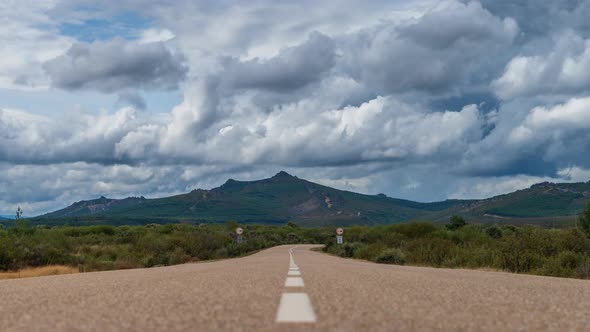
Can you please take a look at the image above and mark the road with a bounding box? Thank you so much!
[1,245,589,331]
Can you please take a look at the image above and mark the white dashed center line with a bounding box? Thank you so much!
[276,293,317,323]
[276,247,317,323]
[285,277,305,287]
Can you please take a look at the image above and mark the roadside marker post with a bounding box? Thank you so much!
[236,227,244,244]
[336,228,344,244]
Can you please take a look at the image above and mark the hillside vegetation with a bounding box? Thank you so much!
[2,220,590,279]
[26,172,590,227]
[0,222,331,272]
[324,221,590,279]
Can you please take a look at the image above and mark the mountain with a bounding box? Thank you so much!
[451,181,590,221]
[35,172,590,226]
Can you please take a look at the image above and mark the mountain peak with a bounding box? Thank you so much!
[273,171,294,178]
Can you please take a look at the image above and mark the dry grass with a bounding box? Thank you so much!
[0,265,79,280]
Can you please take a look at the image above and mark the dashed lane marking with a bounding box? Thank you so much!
[285,277,305,287]
[276,247,317,324]
[276,293,317,323]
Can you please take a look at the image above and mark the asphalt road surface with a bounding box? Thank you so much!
[1,245,589,331]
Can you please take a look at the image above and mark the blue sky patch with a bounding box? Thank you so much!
[59,11,153,42]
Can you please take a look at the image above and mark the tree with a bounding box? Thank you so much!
[446,215,467,231]
[286,221,299,228]
[579,203,590,237]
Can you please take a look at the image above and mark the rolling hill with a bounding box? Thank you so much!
[35,172,590,226]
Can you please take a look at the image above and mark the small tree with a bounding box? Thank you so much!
[579,202,590,237]
[286,221,299,228]
[446,215,467,231]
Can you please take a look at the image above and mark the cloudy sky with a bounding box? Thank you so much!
[2,0,590,216]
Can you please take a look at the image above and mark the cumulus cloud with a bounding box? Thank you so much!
[459,96,590,178]
[138,28,175,44]
[43,38,187,93]
[0,1,73,89]
[223,32,336,92]
[478,0,590,39]
[5,0,590,214]
[0,106,162,165]
[341,0,518,95]
[0,93,486,169]
[493,32,590,99]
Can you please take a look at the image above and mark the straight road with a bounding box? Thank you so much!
[1,245,589,331]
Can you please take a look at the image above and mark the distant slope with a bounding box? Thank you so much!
[35,172,590,226]
[454,182,590,219]
[36,171,469,226]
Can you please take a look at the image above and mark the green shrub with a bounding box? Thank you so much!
[342,242,367,258]
[168,247,192,265]
[485,226,503,239]
[576,256,590,279]
[446,215,467,231]
[375,248,406,265]
[382,232,407,247]
[402,237,454,267]
[578,203,590,237]
[355,242,387,260]
[389,222,437,239]
[498,233,544,273]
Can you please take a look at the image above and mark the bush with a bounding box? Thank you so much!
[498,232,545,273]
[446,215,467,231]
[403,237,454,267]
[579,203,590,237]
[4,221,590,280]
[375,248,406,265]
[355,243,387,260]
[576,256,590,279]
[389,222,437,239]
[485,226,503,239]
[342,242,367,258]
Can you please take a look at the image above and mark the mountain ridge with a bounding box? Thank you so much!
[34,172,590,226]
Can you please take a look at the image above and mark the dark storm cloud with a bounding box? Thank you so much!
[43,38,187,93]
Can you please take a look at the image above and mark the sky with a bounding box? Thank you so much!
[2,0,590,216]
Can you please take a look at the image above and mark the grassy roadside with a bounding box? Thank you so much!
[0,265,78,280]
[322,222,590,280]
[0,223,332,276]
[4,220,590,280]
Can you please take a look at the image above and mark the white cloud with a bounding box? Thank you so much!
[450,174,556,200]
[557,166,590,182]
[508,97,590,144]
[138,28,175,44]
[4,0,590,214]
[0,0,73,89]
[493,32,590,99]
